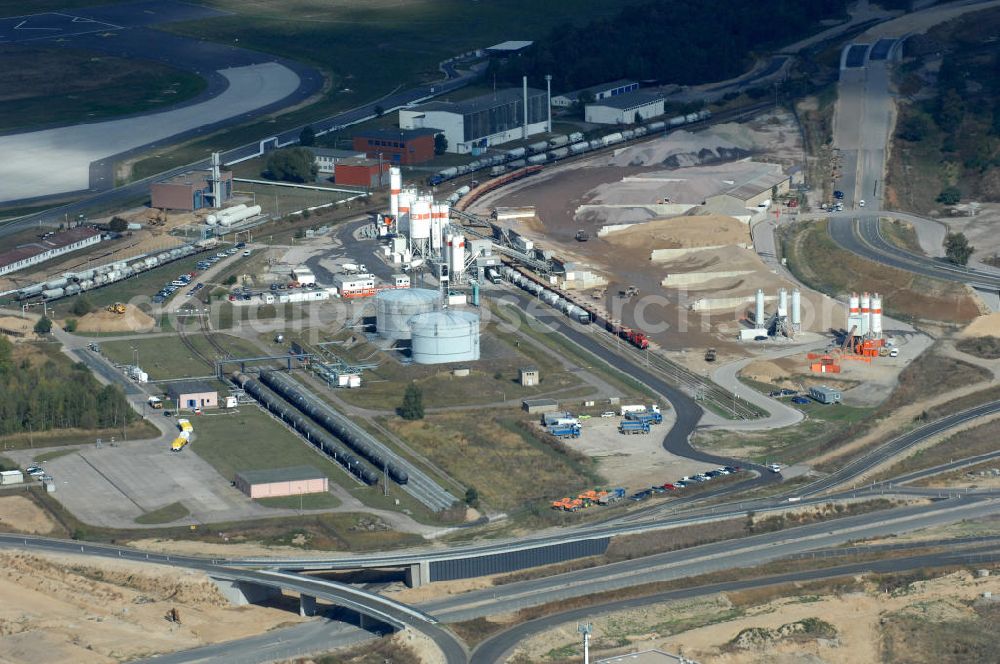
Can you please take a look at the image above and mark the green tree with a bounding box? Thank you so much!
[944,231,974,265]
[434,133,448,155]
[64,318,78,333]
[265,147,318,183]
[896,113,928,142]
[33,316,52,335]
[223,274,237,286]
[108,216,128,233]
[70,295,95,317]
[464,486,480,508]
[935,89,965,134]
[634,111,643,125]
[299,125,316,146]
[398,383,424,420]
[936,186,961,205]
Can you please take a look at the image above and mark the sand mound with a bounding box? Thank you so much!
[74,305,155,333]
[0,495,57,534]
[603,214,749,250]
[741,360,792,384]
[0,315,36,340]
[960,313,1000,338]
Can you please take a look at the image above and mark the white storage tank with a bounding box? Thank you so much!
[409,310,480,365]
[375,288,439,340]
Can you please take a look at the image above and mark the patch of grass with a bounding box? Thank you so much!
[921,384,1000,423]
[0,455,16,471]
[782,219,980,324]
[255,493,341,510]
[879,219,925,255]
[308,635,422,664]
[956,336,1000,360]
[882,350,992,412]
[134,501,190,525]
[880,600,999,663]
[0,45,206,133]
[32,449,77,463]
[100,332,259,381]
[875,418,1000,483]
[0,422,159,450]
[383,410,599,512]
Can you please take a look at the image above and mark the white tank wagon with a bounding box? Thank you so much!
[409,310,481,365]
[375,288,439,340]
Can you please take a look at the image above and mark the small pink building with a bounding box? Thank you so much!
[234,466,329,499]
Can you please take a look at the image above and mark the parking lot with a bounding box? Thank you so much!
[152,243,247,304]
[8,437,298,529]
[566,414,710,488]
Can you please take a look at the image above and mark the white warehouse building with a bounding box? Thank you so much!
[551,79,639,107]
[399,87,549,154]
[585,90,665,125]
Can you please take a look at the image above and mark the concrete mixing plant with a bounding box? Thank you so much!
[741,287,801,340]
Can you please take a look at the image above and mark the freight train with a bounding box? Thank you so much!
[452,165,543,212]
[499,265,651,350]
[13,242,211,302]
[428,110,711,187]
[232,371,382,485]
[257,370,410,485]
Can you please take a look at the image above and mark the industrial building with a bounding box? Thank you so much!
[333,158,390,188]
[704,165,791,210]
[810,385,843,404]
[234,466,329,499]
[523,398,559,414]
[484,40,533,55]
[167,381,219,410]
[375,288,439,340]
[585,90,665,125]
[291,265,316,285]
[399,87,550,153]
[352,128,439,165]
[150,169,233,211]
[409,310,480,364]
[551,79,639,107]
[519,367,539,386]
[0,227,103,277]
[309,148,366,175]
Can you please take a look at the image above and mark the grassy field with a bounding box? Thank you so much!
[782,219,980,324]
[956,336,1000,360]
[874,418,1000,483]
[131,0,640,178]
[256,493,341,510]
[134,501,190,525]
[879,218,925,255]
[100,333,260,381]
[0,45,205,133]
[187,408,343,499]
[382,409,600,512]
[231,180,364,218]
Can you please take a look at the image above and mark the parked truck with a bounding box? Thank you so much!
[620,404,648,416]
[619,420,651,435]
[548,424,582,439]
[597,487,627,505]
[625,410,663,425]
[0,470,23,485]
[170,437,189,452]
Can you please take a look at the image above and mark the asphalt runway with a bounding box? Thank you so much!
[0,62,301,201]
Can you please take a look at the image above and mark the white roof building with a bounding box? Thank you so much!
[585,90,665,125]
[552,79,639,107]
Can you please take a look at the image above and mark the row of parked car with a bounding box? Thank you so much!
[24,465,53,483]
[629,465,742,501]
[151,244,249,304]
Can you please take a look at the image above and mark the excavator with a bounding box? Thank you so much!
[107,302,126,315]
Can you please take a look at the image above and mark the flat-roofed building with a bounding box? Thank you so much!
[234,466,329,499]
[166,380,219,410]
[150,169,232,211]
[351,128,439,165]
[0,227,102,277]
[552,79,639,107]
[399,87,549,153]
[585,90,665,125]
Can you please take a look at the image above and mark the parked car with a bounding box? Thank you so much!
[791,396,810,404]
[780,389,797,396]
[629,490,652,501]
[662,483,676,491]
[650,485,667,494]
[162,411,174,417]
[236,242,246,248]
[674,481,688,488]
[243,250,252,257]
[600,411,615,418]
[767,463,783,473]
[768,390,782,397]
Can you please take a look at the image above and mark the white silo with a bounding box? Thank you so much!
[870,292,883,337]
[431,203,447,253]
[848,292,861,333]
[860,292,871,336]
[791,289,801,329]
[754,288,765,326]
[398,189,414,235]
[410,198,432,240]
[449,234,466,276]
[389,167,402,219]
[777,288,788,317]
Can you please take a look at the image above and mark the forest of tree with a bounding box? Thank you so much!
[491,0,849,92]
[0,338,138,436]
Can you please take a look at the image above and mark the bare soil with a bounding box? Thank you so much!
[0,495,57,535]
[73,305,156,333]
[602,214,750,251]
[0,551,302,663]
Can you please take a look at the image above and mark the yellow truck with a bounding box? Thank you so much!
[177,418,193,433]
[170,437,189,451]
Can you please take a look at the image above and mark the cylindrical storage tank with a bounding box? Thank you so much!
[19,284,44,298]
[568,132,584,143]
[390,167,402,218]
[648,121,666,132]
[506,147,526,159]
[205,216,218,226]
[621,129,635,140]
[79,279,94,290]
[570,141,589,154]
[548,135,568,148]
[76,269,95,281]
[398,189,414,217]
[791,289,802,327]
[41,288,64,299]
[755,288,765,326]
[455,185,471,197]
[870,292,882,336]
[634,126,648,137]
[777,288,788,317]
[409,311,480,365]
[410,198,431,241]
[44,277,68,290]
[528,141,549,154]
[860,292,871,336]
[449,234,465,274]
[375,288,439,340]
[589,139,603,150]
[527,154,547,165]
[508,159,526,169]
[64,284,81,296]
[549,147,569,159]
